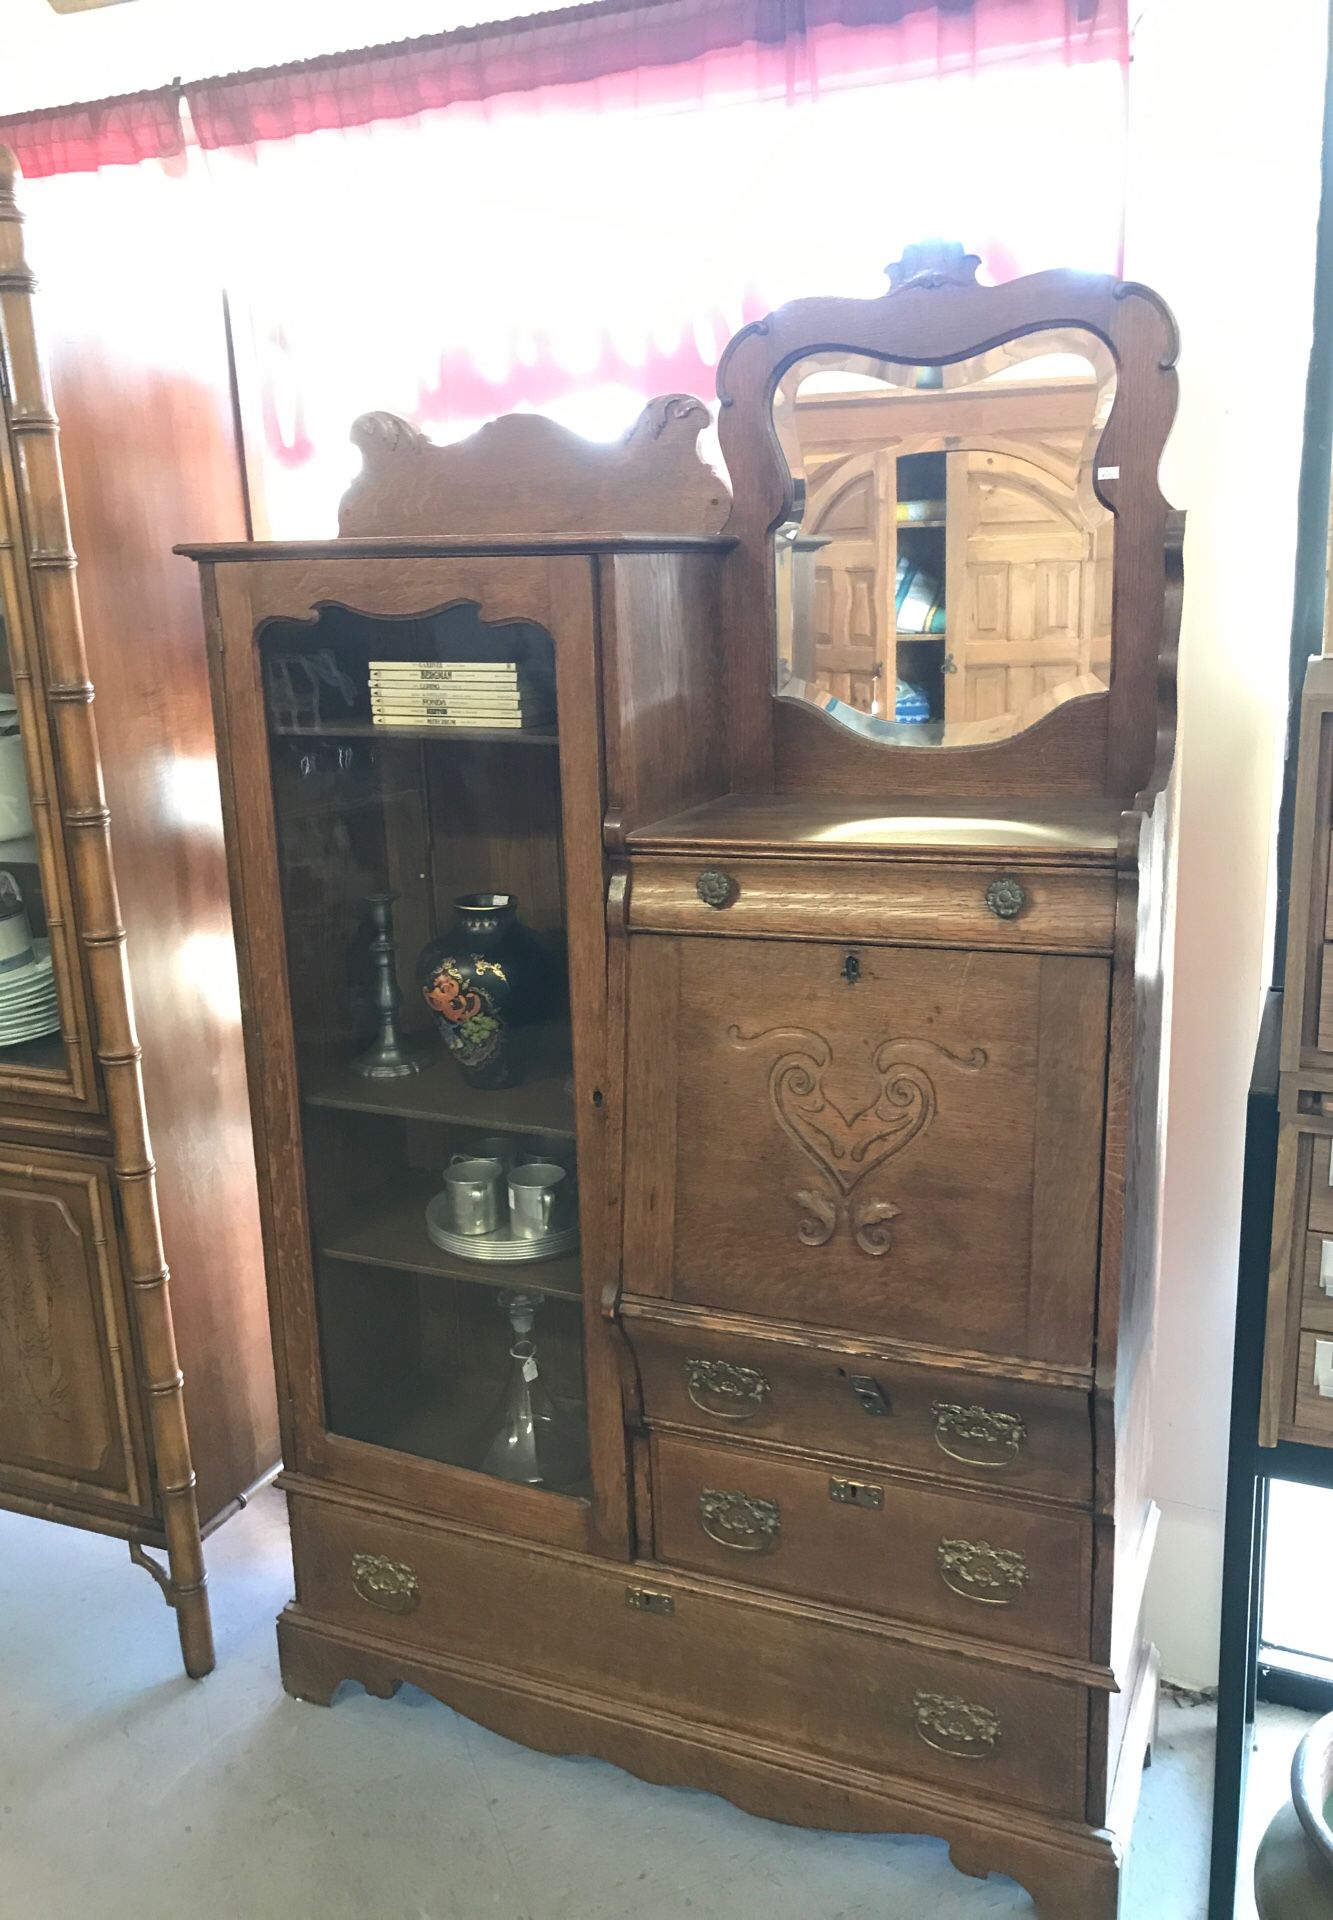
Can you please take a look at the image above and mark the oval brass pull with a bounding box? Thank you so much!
[937,1537,1028,1605]
[698,1487,781,1553]
[912,1690,1001,1760]
[684,1357,771,1421]
[696,868,737,910]
[931,1401,1027,1470]
[984,875,1026,920]
[351,1551,420,1614]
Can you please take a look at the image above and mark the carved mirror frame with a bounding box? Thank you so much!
[716,243,1182,801]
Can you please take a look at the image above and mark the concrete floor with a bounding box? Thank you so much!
[0,1486,1312,1920]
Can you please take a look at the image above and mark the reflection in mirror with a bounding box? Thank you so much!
[773,329,1116,747]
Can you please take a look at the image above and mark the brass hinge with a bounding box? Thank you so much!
[846,1373,890,1417]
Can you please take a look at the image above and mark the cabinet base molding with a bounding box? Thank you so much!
[278,1606,1127,1920]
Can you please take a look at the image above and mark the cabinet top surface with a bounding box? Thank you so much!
[627,792,1127,863]
[175,534,736,562]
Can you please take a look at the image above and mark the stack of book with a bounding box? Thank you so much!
[368,661,555,732]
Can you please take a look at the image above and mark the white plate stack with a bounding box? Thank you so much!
[0,938,60,1047]
[369,660,555,731]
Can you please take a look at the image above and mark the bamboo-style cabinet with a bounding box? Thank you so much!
[0,152,277,1674]
[190,244,1181,1917]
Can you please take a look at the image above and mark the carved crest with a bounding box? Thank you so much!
[339,395,729,538]
[728,1025,986,1256]
[885,240,983,295]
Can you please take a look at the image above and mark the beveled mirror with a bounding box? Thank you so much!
[773,330,1116,746]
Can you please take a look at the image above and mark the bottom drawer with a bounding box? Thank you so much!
[652,1431,1092,1659]
[289,1487,1090,1819]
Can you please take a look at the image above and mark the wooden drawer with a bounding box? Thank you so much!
[627,855,1115,955]
[1310,1138,1333,1232]
[623,1306,1094,1505]
[1292,1332,1333,1441]
[623,935,1109,1369]
[1297,1233,1333,1333]
[651,1431,1092,1660]
[288,1487,1089,1818]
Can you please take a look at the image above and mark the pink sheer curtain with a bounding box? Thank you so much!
[0,89,183,180]
[187,1,1126,145]
[189,0,1130,533]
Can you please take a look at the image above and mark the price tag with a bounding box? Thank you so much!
[523,1355,540,1384]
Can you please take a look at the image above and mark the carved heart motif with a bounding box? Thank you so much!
[728,1024,986,1256]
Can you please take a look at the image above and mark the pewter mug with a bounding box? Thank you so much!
[443,1155,504,1235]
[508,1162,566,1241]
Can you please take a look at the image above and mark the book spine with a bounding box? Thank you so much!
[368,662,526,683]
[371,696,550,715]
[372,695,528,712]
[369,714,537,730]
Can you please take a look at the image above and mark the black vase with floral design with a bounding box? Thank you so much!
[417,893,551,1089]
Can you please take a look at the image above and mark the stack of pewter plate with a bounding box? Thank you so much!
[369,660,555,731]
[0,892,59,1047]
[0,945,59,1046]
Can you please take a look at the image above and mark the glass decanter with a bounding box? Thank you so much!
[479,1290,588,1493]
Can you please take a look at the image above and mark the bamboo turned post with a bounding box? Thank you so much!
[0,148,214,1678]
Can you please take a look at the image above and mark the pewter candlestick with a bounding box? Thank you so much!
[352,892,423,1078]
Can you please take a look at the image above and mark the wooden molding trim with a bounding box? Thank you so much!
[0,148,213,1676]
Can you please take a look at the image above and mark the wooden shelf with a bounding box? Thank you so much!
[626,792,1125,864]
[302,1026,576,1139]
[320,1179,583,1304]
[272,719,559,745]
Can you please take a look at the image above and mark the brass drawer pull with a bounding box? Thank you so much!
[829,1476,883,1509]
[913,1690,1001,1760]
[847,1372,891,1416]
[696,868,737,909]
[684,1357,771,1421]
[931,1401,1028,1470]
[351,1552,420,1614]
[984,875,1026,920]
[937,1537,1028,1604]
[698,1487,781,1553]
[626,1585,675,1616]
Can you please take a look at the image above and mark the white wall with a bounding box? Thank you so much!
[1126,0,1329,1688]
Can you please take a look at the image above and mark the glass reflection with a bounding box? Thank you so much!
[774,330,1116,747]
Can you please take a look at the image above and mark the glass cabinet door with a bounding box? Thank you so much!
[261,602,590,1500]
[0,555,82,1090]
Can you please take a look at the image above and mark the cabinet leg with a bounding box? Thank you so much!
[277,1609,403,1707]
[128,1535,216,1678]
[948,1836,1120,1920]
[173,1579,216,1679]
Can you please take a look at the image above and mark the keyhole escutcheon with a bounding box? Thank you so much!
[842,952,861,985]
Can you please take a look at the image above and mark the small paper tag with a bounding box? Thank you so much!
[522,1356,540,1384]
[1315,1338,1333,1400]
[1096,465,1120,481]
[1321,1240,1333,1298]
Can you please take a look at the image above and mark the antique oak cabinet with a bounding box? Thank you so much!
[188,246,1181,1916]
[0,151,277,1674]
[1263,655,1333,1447]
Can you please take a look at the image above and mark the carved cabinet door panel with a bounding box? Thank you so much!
[623,936,1109,1368]
[0,1151,148,1512]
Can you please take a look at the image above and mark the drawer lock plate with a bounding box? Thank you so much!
[626,1585,675,1616]
[829,1476,883,1509]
